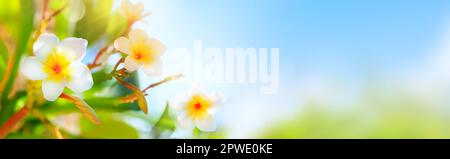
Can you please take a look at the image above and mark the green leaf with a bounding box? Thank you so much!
[152,103,176,138]
[37,96,141,115]
[80,113,139,139]
[0,1,20,26]
[0,41,7,75]
[154,103,176,131]
[74,0,114,44]
[49,0,69,38]
[106,11,127,42]
[0,0,35,124]
[1,0,35,97]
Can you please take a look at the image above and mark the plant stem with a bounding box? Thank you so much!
[28,3,67,56]
[0,47,14,99]
[41,0,49,20]
[88,45,111,69]
[88,21,134,69]
[114,75,149,114]
[112,57,125,73]
[113,74,139,92]
[0,106,30,138]
[118,74,183,104]
[142,74,183,93]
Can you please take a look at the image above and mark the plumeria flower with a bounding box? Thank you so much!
[170,85,225,132]
[114,29,166,77]
[118,0,150,23]
[20,33,93,101]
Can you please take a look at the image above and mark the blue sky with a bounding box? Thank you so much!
[134,0,450,82]
[126,0,450,137]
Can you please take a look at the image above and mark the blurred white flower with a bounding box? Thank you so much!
[170,85,225,132]
[118,0,150,23]
[20,33,93,101]
[114,29,166,77]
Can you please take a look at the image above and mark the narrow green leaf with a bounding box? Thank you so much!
[0,0,35,124]
[154,103,175,131]
[0,41,7,74]
[152,103,176,138]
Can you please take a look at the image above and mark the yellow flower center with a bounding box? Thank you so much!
[133,52,143,60]
[128,13,141,23]
[187,95,212,119]
[131,42,154,64]
[42,51,73,82]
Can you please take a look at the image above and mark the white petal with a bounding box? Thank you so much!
[20,56,48,80]
[147,38,166,55]
[42,80,65,101]
[195,114,217,132]
[67,62,93,93]
[114,37,131,54]
[120,0,132,15]
[169,95,189,111]
[169,128,194,139]
[189,84,206,96]
[141,59,163,77]
[177,112,195,130]
[123,56,140,71]
[206,92,224,115]
[129,29,148,44]
[58,37,88,61]
[207,92,226,104]
[33,33,59,59]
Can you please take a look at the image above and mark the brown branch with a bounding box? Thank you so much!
[142,74,183,93]
[113,74,140,92]
[88,45,111,69]
[28,4,68,56]
[118,74,183,104]
[41,0,49,20]
[0,106,30,138]
[88,21,134,69]
[112,57,125,73]
[46,4,67,22]
[114,75,148,114]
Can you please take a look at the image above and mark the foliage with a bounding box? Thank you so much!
[0,0,222,139]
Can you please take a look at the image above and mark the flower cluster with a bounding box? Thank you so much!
[118,0,150,24]
[15,0,225,138]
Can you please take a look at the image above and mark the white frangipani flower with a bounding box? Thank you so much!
[114,29,166,77]
[170,85,225,132]
[118,0,149,23]
[20,33,93,101]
